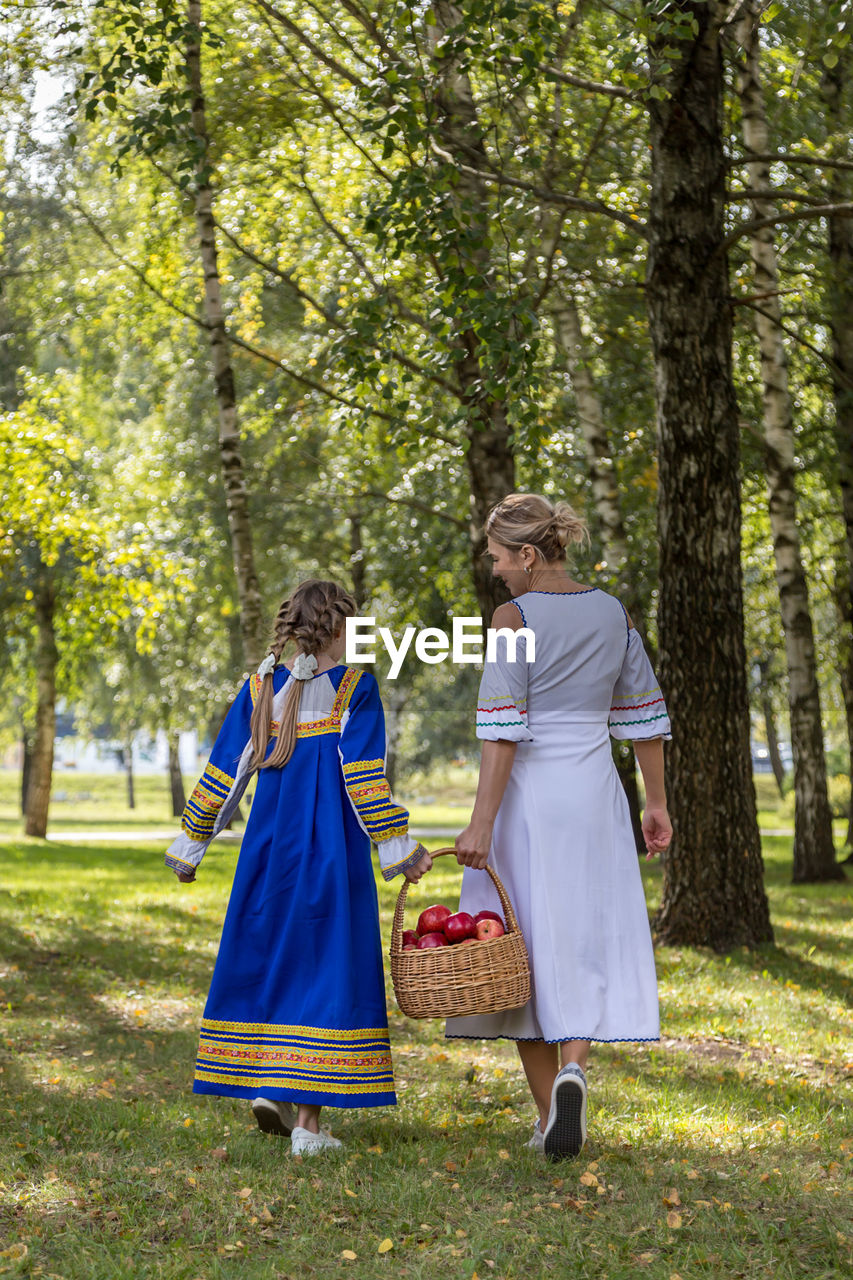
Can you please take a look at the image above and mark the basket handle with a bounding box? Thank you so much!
[390,846,521,952]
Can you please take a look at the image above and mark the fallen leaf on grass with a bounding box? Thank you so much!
[497,1150,510,1161]
[367,1145,383,1155]
[344,1188,357,1198]
[0,1244,27,1260]
[662,1188,681,1207]
[580,1172,598,1187]
[259,1206,273,1223]
[341,1250,357,1261]
[211,1148,228,1162]
[237,1187,252,1199]
[377,1238,393,1253]
[666,1211,683,1229]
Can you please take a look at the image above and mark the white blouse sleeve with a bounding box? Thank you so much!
[476,625,534,743]
[608,628,672,742]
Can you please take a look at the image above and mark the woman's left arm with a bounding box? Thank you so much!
[632,737,672,859]
[455,739,517,868]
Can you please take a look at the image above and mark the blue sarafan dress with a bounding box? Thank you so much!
[164,665,426,1109]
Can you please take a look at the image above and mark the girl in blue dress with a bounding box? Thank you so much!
[165,580,431,1155]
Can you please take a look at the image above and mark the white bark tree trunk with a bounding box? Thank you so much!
[736,2,840,882]
[186,0,264,666]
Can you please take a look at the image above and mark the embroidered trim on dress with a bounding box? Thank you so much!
[444,1033,661,1044]
[165,853,196,878]
[342,758,410,842]
[181,763,235,840]
[609,711,669,727]
[380,841,428,881]
[195,1019,393,1095]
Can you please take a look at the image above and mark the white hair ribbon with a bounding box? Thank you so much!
[291,652,319,681]
[256,653,276,679]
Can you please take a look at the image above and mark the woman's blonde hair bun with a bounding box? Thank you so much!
[485,492,588,562]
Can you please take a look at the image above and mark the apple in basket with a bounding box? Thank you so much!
[417,931,448,949]
[402,929,419,948]
[474,910,503,926]
[417,904,452,936]
[443,912,477,944]
[475,917,506,941]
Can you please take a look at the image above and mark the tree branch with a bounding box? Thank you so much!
[361,489,467,527]
[504,56,633,100]
[721,202,853,252]
[428,141,648,238]
[734,298,853,393]
[728,150,853,172]
[251,0,367,90]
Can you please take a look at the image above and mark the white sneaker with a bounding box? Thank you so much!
[251,1096,295,1137]
[543,1064,587,1161]
[525,1118,545,1153]
[291,1126,344,1156]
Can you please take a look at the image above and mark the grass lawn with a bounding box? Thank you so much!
[0,828,851,1278]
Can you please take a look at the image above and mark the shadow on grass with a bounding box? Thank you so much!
[723,944,853,1010]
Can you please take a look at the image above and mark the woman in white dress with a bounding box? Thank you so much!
[447,493,672,1160]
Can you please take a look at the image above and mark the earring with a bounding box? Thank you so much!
[524,565,530,575]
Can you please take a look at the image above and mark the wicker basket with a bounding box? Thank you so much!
[390,848,531,1019]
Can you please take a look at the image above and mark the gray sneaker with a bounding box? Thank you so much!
[525,1118,545,1153]
[543,1064,587,1161]
[251,1096,295,1137]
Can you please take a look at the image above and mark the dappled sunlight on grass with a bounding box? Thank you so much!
[0,831,850,1278]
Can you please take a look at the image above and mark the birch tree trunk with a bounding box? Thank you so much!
[757,657,786,798]
[822,44,853,857]
[551,291,631,586]
[551,290,646,850]
[186,0,264,666]
[24,572,57,838]
[20,727,33,818]
[736,2,840,882]
[124,737,136,810]
[430,1,515,620]
[643,0,772,947]
[168,732,186,819]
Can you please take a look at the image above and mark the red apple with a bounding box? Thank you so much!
[475,918,506,941]
[459,937,477,944]
[403,943,418,951]
[417,931,448,949]
[443,911,477,944]
[417,904,452,936]
[473,910,503,925]
[402,929,419,948]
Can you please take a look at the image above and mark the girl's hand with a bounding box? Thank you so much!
[641,806,672,859]
[403,851,433,883]
[455,821,493,870]
[176,871,195,883]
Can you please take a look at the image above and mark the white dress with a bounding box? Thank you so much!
[445,589,672,1044]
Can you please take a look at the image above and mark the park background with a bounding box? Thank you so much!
[1,1,852,1277]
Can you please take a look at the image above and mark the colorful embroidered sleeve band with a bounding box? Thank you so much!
[608,629,672,741]
[476,622,534,742]
[338,671,423,880]
[182,762,235,841]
